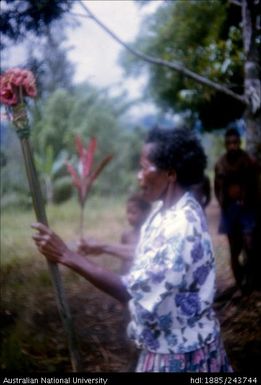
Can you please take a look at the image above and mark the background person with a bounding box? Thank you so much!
[32,127,232,372]
[78,191,151,356]
[214,128,259,293]
[78,193,151,274]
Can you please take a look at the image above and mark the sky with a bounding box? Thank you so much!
[2,0,162,118]
[65,0,161,116]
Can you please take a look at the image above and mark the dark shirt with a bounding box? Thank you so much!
[214,149,259,209]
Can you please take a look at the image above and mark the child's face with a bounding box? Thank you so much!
[126,202,147,227]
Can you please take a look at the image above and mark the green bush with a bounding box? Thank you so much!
[52,176,73,204]
[0,192,32,210]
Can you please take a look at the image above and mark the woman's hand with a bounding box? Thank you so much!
[32,224,130,304]
[32,222,72,265]
[32,223,130,303]
[77,237,105,256]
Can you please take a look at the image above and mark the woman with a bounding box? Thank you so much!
[32,127,232,372]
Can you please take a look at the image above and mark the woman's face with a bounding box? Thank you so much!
[138,143,169,203]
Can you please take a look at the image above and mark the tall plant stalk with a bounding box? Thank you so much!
[0,66,81,371]
[17,129,80,372]
[1,69,112,371]
[79,202,85,239]
[20,136,81,371]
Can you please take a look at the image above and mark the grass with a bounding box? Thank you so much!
[0,195,128,371]
[1,195,126,261]
[1,195,126,314]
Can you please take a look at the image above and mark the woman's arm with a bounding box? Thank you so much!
[31,223,130,304]
[78,238,135,261]
[103,243,135,260]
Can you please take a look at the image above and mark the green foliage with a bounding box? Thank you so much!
[1,1,144,202]
[0,0,73,50]
[1,3,75,102]
[0,124,31,208]
[121,0,245,129]
[0,192,31,210]
[52,176,73,204]
[26,26,75,98]
[33,147,69,204]
[1,81,144,204]
[1,329,33,371]
[32,89,75,157]
[30,84,143,197]
[0,149,7,167]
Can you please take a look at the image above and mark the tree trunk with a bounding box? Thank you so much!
[242,0,261,164]
[242,0,261,290]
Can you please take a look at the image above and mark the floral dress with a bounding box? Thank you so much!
[122,192,232,372]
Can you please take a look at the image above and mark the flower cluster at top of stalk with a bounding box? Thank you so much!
[0,68,37,132]
[0,68,37,105]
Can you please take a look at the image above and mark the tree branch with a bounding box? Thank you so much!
[69,11,92,19]
[79,1,247,106]
[229,0,242,6]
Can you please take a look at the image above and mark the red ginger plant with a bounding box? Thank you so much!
[66,135,113,236]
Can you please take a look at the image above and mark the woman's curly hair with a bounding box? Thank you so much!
[146,127,207,188]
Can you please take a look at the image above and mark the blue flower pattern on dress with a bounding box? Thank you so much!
[191,241,204,262]
[175,293,201,316]
[141,329,160,351]
[158,312,172,332]
[193,264,211,286]
[122,192,220,354]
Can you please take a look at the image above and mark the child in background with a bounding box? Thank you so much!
[77,192,151,274]
[76,193,151,355]
[120,193,151,273]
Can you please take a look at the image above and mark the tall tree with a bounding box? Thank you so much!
[242,0,261,159]
[1,0,75,97]
[79,0,260,163]
[122,1,244,128]
[26,26,75,98]
[0,0,72,50]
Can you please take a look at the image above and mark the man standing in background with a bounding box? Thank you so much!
[214,128,259,294]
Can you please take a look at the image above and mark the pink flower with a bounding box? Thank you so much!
[0,68,37,106]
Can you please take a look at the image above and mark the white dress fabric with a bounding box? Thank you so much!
[122,192,221,355]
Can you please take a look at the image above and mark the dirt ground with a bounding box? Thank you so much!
[206,199,261,373]
[1,199,261,373]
